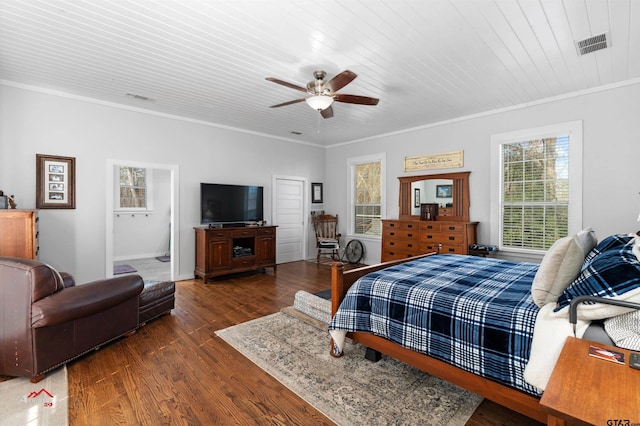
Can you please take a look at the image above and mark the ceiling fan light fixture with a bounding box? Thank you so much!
[305,95,333,111]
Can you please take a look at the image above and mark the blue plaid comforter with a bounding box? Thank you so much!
[328,254,541,396]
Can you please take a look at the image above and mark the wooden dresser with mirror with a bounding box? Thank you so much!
[382,171,478,262]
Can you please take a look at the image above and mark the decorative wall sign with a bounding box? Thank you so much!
[404,150,464,172]
[36,154,76,209]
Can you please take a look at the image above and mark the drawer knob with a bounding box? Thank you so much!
[449,226,455,230]
[407,233,413,237]
[449,236,455,240]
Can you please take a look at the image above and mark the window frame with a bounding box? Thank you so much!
[490,121,583,256]
[347,152,386,239]
[114,166,154,212]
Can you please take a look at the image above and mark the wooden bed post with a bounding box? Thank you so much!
[330,262,345,317]
[329,262,345,357]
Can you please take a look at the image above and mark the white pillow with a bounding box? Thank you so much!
[574,227,597,256]
[531,235,587,307]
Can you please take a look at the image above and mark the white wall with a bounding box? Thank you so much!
[325,82,640,265]
[0,85,325,282]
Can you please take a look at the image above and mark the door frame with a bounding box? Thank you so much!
[272,175,308,263]
[106,159,180,279]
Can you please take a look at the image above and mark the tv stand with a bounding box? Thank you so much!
[194,225,276,282]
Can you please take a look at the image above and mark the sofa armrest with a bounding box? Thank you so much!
[31,275,144,327]
[59,272,75,288]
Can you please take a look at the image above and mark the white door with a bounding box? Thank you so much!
[274,177,305,263]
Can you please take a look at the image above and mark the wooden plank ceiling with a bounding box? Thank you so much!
[0,0,638,146]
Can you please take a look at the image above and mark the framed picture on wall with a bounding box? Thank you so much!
[414,188,420,207]
[311,182,323,203]
[36,154,76,209]
[436,184,452,198]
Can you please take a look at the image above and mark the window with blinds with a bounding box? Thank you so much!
[117,166,151,210]
[501,135,570,251]
[349,153,385,237]
[354,161,381,235]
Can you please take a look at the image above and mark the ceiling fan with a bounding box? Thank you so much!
[265,70,379,119]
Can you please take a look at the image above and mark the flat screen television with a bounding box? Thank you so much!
[200,183,264,224]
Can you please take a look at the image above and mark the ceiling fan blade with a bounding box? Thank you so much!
[265,77,307,93]
[334,94,379,105]
[327,70,357,92]
[321,106,334,119]
[269,98,305,108]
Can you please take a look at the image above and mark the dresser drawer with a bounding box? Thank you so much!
[439,244,465,254]
[382,249,419,261]
[256,227,275,236]
[419,222,465,233]
[232,256,256,269]
[383,239,419,252]
[383,220,419,232]
[232,228,256,238]
[206,229,231,239]
[419,242,465,254]
[420,231,465,244]
[383,229,419,241]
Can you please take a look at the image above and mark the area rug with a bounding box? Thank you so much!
[155,255,170,262]
[216,312,482,426]
[113,264,137,275]
[0,367,68,426]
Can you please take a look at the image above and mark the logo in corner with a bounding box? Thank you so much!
[18,388,55,407]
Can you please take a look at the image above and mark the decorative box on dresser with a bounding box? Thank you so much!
[382,219,477,262]
[0,209,39,259]
[194,225,277,282]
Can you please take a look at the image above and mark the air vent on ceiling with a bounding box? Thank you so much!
[575,32,610,56]
[126,93,154,101]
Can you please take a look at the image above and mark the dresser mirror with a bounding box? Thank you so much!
[398,171,470,222]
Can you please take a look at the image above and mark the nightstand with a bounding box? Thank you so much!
[540,337,640,425]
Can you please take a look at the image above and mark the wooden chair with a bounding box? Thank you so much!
[312,213,341,263]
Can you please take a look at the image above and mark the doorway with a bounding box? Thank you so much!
[273,176,306,263]
[106,160,179,280]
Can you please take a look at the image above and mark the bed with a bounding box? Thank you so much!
[328,232,640,423]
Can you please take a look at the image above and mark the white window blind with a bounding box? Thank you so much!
[491,120,582,256]
[117,166,153,211]
[348,153,385,237]
[501,136,569,250]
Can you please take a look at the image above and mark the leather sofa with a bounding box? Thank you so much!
[0,257,144,382]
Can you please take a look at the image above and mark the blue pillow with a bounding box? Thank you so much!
[556,235,640,319]
[581,234,633,267]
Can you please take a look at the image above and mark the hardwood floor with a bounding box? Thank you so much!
[67,261,544,425]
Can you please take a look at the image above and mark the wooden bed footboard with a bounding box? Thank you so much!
[329,255,547,424]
